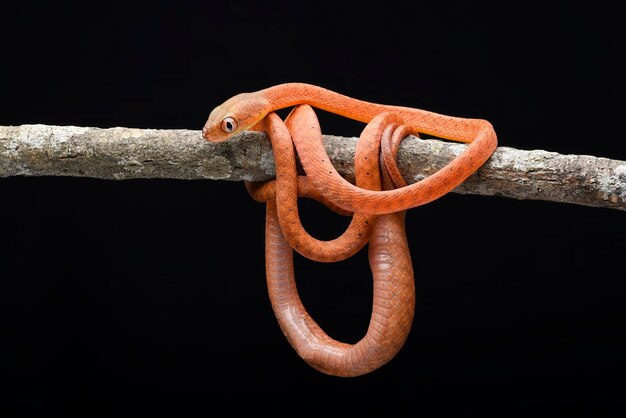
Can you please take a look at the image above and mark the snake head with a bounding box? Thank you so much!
[202,92,270,142]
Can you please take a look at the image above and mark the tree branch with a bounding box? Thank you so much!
[1,124,624,211]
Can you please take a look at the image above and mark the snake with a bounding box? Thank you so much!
[202,83,497,376]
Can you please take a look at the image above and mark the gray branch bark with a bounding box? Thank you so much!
[1,124,625,211]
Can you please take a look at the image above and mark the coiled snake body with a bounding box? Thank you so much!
[203,83,497,377]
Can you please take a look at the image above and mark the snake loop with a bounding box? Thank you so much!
[245,109,381,262]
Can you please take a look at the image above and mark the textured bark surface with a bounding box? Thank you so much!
[1,124,625,211]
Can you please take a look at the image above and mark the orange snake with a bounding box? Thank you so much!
[202,83,497,376]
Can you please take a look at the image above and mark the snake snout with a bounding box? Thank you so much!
[201,123,228,142]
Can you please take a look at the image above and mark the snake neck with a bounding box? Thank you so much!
[259,83,388,123]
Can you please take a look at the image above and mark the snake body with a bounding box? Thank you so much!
[202,83,497,376]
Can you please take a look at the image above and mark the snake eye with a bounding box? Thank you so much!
[221,117,238,133]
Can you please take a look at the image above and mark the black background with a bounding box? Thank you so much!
[1,1,625,417]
